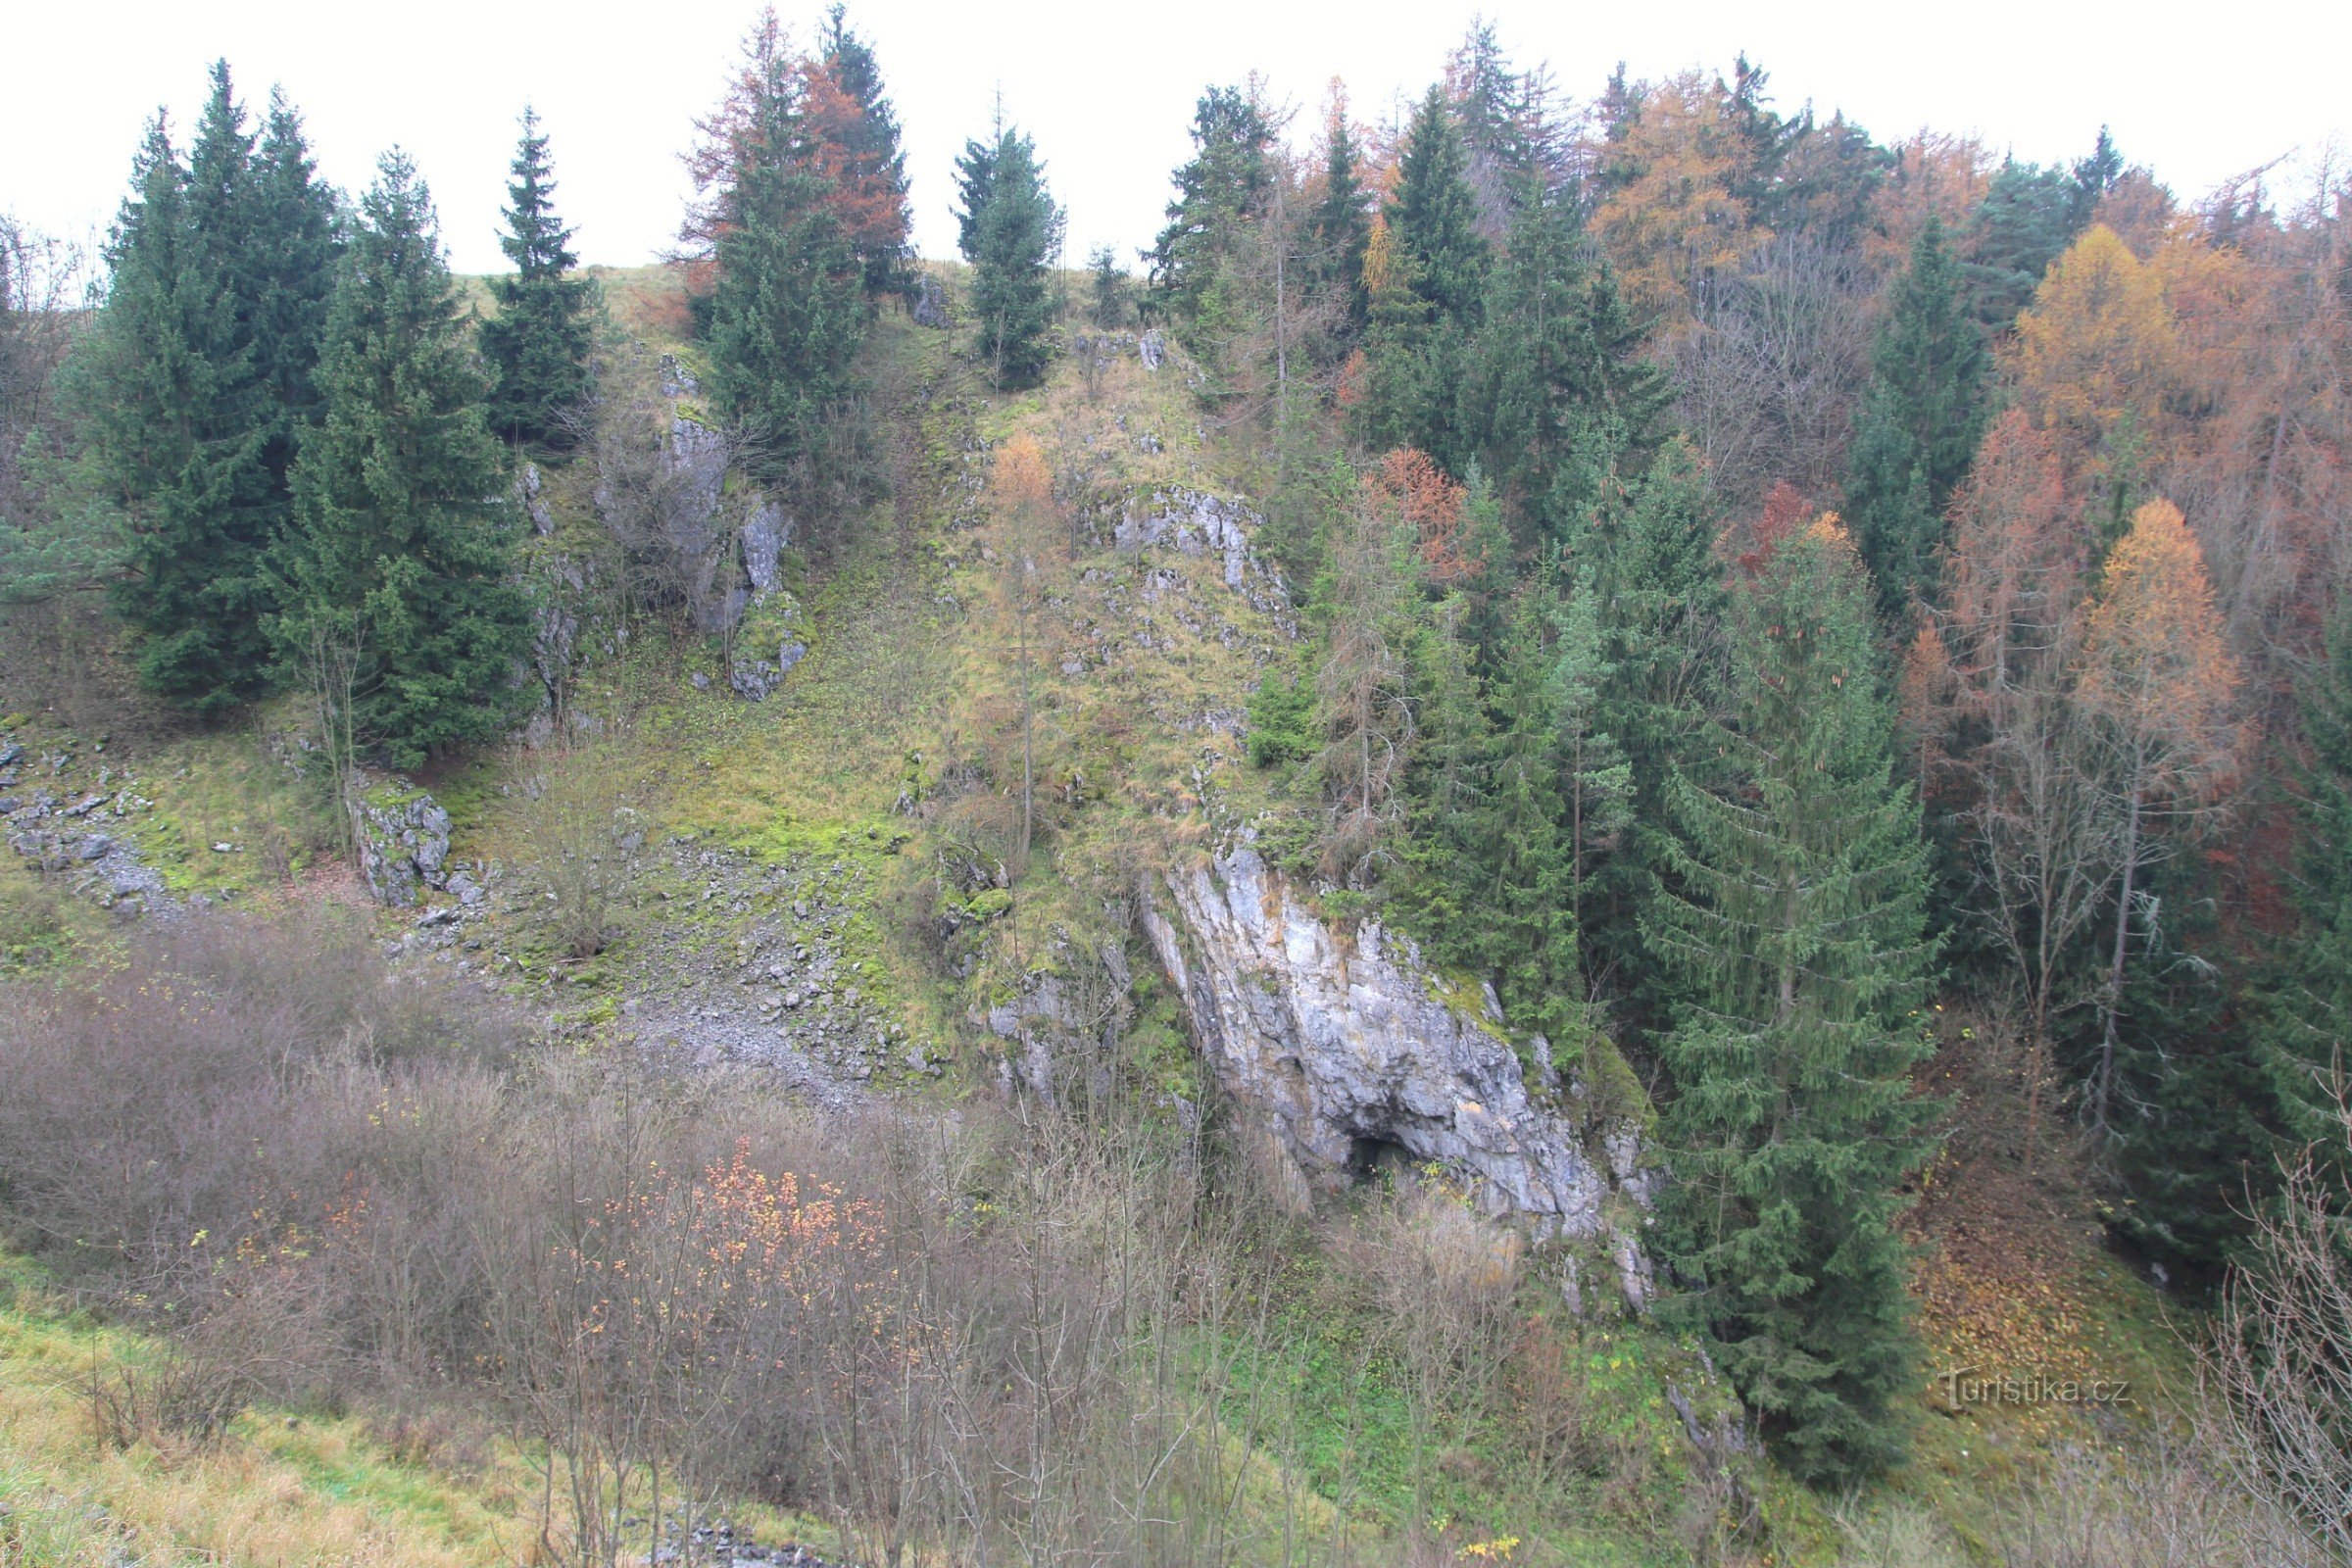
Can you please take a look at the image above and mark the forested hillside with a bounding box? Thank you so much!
[3,11,2350,1567]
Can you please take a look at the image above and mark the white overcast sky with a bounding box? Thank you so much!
[3,0,2347,278]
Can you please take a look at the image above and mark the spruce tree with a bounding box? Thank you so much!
[1087,244,1129,327]
[79,65,338,712]
[1644,515,1936,1483]
[1390,88,1489,326]
[272,152,526,768]
[79,114,256,712]
[1396,593,1492,957]
[1357,89,1489,466]
[480,108,592,452]
[2264,597,2352,1197]
[1549,569,1634,954]
[248,90,341,477]
[1474,590,1580,1041]
[952,128,996,265]
[703,55,865,483]
[959,122,1062,390]
[1967,157,2087,328]
[1576,440,1726,1016]
[1466,183,1666,552]
[1147,84,1274,330]
[1308,109,1371,340]
[2108,862,2275,1282]
[1844,216,1987,613]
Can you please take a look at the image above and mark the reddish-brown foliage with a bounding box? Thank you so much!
[1366,447,1471,581]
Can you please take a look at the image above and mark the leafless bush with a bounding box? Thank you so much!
[89,1345,253,1452]
[0,916,1346,1564]
[572,347,753,629]
[1327,1184,1523,1529]
[2216,1101,2352,1563]
[508,738,648,959]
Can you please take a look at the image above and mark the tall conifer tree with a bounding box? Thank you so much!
[1576,440,1726,1014]
[79,64,338,712]
[480,108,592,452]
[1644,515,1936,1483]
[1844,216,1987,613]
[1308,106,1371,341]
[1466,183,1665,552]
[1359,89,1489,466]
[273,153,526,768]
[959,122,1062,390]
[1148,85,1274,333]
[2264,596,2352,1199]
[702,47,865,482]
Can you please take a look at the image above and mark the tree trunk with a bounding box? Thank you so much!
[2094,783,2144,1135]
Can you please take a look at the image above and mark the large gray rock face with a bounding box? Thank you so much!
[1146,845,1637,1258]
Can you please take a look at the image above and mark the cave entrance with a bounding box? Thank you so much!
[1347,1134,1415,1184]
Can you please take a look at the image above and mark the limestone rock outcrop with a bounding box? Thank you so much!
[1146,844,1650,1296]
[350,776,452,907]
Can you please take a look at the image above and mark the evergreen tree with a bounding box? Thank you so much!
[811,3,911,297]
[1549,569,1634,956]
[1147,84,1274,329]
[479,107,592,451]
[1843,216,1988,612]
[2107,862,2275,1284]
[77,64,337,714]
[1465,182,1666,552]
[1967,155,2091,328]
[2264,597,2352,1195]
[1395,593,1492,956]
[1358,88,1489,465]
[248,89,341,473]
[951,126,996,265]
[959,122,1062,390]
[1644,514,1937,1483]
[1307,106,1371,341]
[1087,244,1129,327]
[272,152,527,768]
[702,47,865,482]
[1723,55,1806,228]
[1474,590,1580,1040]
[2069,126,2125,230]
[1390,87,1489,326]
[1576,440,1726,1016]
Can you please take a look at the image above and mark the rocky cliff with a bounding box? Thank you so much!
[1145,842,1655,1306]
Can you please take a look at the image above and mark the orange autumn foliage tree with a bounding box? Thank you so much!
[1913,413,2096,1160]
[2076,497,2241,1126]
[799,60,910,291]
[1592,71,1758,333]
[678,8,906,303]
[1369,447,1471,580]
[2010,224,2179,503]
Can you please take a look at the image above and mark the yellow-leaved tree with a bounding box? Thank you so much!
[1591,71,1756,334]
[2009,224,2179,526]
[2077,497,2241,1128]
